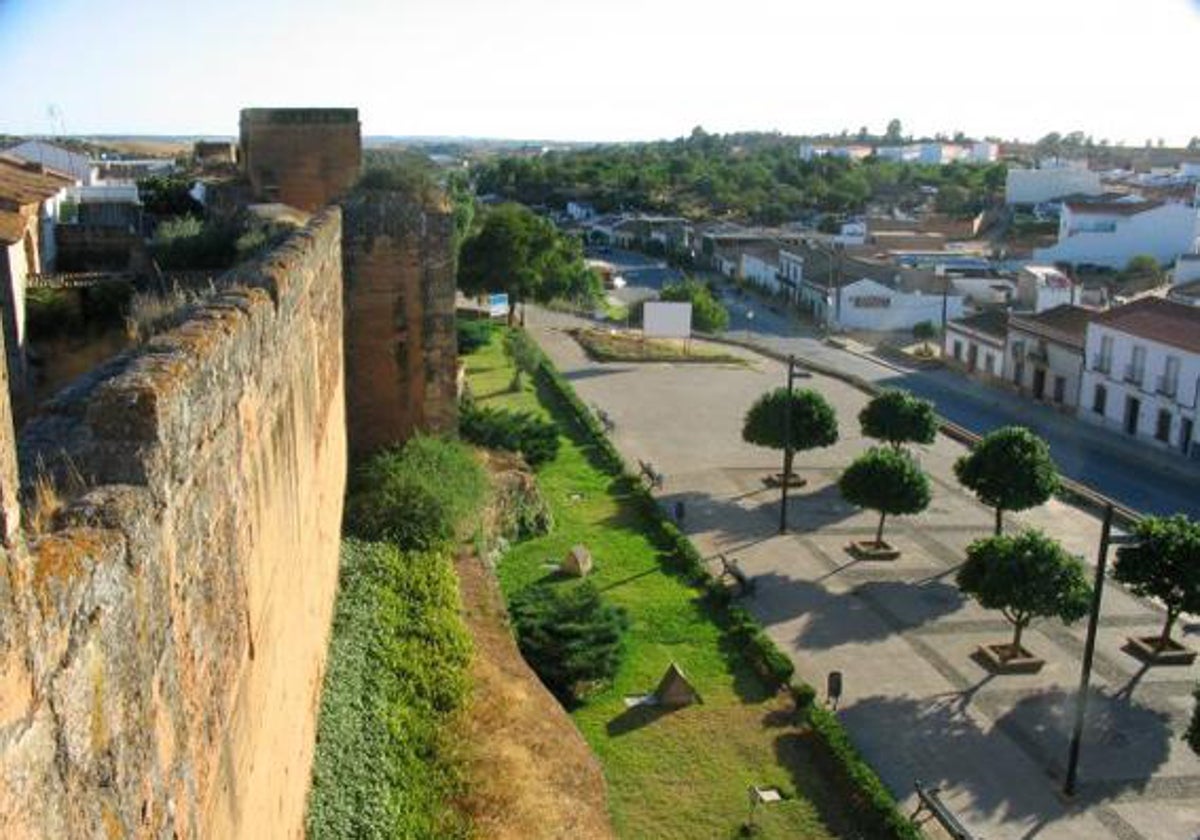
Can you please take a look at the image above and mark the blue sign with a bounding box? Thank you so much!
[488,293,509,318]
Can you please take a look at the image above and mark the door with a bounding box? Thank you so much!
[1032,368,1046,400]
[1053,376,1066,404]
[967,344,978,373]
[1183,418,1195,455]
[1124,396,1140,436]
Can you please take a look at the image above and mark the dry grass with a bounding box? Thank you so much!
[451,551,615,840]
[125,283,218,345]
[24,455,88,537]
[571,328,748,365]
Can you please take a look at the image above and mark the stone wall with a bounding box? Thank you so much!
[342,189,458,459]
[240,109,361,212]
[0,210,347,838]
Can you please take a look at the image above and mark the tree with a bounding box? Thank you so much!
[659,278,729,332]
[839,447,931,547]
[956,529,1091,656]
[510,582,628,705]
[1122,254,1163,284]
[885,119,904,144]
[954,426,1059,535]
[858,389,937,450]
[504,328,542,391]
[1113,514,1200,652]
[742,388,839,485]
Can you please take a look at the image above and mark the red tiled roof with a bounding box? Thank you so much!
[0,156,73,207]
[1093,297,1200,354]
[0,211,27,245]
[1009,304,1094,347]
[1063,200,1163,217]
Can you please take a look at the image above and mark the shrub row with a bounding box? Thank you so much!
[307,539,472,840]
[345,435,488,552]
[459,402,560,467]
[456,317,494,355]
[525,326,917,840]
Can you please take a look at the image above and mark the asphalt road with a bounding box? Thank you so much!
[581,248,1200,517]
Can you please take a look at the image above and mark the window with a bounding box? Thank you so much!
[953,340,963,361]
[1097,335,1114,372]
[1093,384,1107,415]
[1156,410,1172,443]
[985,353,995,374]
[1053,376,1066,404]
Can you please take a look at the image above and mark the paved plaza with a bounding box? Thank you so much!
[531,318,1200,840]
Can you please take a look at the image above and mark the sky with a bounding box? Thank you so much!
[2,0,1199,145]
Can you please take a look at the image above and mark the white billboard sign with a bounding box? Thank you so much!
[644,301,692,338]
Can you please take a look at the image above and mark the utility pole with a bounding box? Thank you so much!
[779,354,798,534]
[1064,503,1121,797]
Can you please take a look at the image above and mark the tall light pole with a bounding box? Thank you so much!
[780,354,798,534]
[1064,504,1134,797]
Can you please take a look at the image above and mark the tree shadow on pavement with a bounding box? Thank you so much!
[750,572,966,649]
[836,686,1171,827]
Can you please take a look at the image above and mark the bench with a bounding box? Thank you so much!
[637,458,665,490]
[592,403,616,434]
[911,781,975,840]
[718,554,756,597]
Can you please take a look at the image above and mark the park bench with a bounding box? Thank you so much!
[718,554,755,597]
[592,403,616,434]
[637,459,665,490]
[911,781,975,840]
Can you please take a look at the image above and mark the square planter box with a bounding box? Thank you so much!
[845,540,901,561]
[975,643,1045,674]
[763,472,807,489]
[1124,636,1198,666]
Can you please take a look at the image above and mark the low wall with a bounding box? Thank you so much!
[1,210,347,838]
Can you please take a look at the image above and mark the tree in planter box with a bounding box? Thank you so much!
[838,447,931,551]
[858,390,937,451]
[1113,514,1200,657]
[954,426,1059,536]
[956,529,1091,663]
[742,387,838,485]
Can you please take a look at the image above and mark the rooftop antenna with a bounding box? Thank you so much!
[46,104,66,139]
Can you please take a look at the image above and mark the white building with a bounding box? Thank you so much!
[1079,297,1200,457]
[969,142,999,163]
[1173,253,1200,285]
[739,245,783,293]
[834,220,867,246]
[1016,265,1081,313]
[1005,167,1103,205]
[950,276,1016,306]
[566,201,596,221]
[1004,305,1094,410]
[944,310,1008,380]
[4,139,97,186]
[804,276,964,331]
[1033,199,1200,270]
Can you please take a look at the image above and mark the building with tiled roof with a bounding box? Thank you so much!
[944,309,1008,382]
[1004,304,1096,410]
[1034,196,1200,270]
[1080,297,1200,456]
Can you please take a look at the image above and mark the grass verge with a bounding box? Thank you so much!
[307,539,472,840]
[465,330,897,840]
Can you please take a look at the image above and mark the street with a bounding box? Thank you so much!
[587,247,1200,518]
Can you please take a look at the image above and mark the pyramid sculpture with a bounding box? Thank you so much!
[560,544,593,577]
[654,662,700,707]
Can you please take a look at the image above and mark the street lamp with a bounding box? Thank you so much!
[780,354,799,534]
[1063,503,1138,797]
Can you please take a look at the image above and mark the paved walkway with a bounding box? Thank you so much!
[530,317,1200,840]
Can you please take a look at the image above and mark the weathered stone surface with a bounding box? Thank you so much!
[341,189,458,457]
[4,209,348,839]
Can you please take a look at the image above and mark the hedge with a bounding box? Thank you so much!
[459,402,560,467]
[522,325,919,840]
[307,540,472,840]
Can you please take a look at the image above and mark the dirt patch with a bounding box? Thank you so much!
[452,552,615,840]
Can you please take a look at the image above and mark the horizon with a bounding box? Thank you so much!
[2,0,1199,145]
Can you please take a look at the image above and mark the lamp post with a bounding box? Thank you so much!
[1064,503,1135,796]
[780,354,798,534]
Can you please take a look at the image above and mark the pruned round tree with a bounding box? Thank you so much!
[954,426,1059,535]
[858,389,937,450]
[839,447,931,548]
[1113,514,1200,654]
[742,387,839,483]
[956,529,1091,661]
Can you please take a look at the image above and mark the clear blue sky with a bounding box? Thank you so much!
[2,0,1199,144]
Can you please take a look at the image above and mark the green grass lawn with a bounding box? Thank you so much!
[465,333,864,840]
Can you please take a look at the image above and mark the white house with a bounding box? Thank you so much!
[1033,199,1200,270]
[834,220,867,246]
[1079,297,1200,457]
[804,276,964,331]
[1004,305,1094,410]
[944,310,1007,380]
[950,275,1016,307]
[1016,265,1081,313]
[4,139,97,186]
[566,201,596,221]
[739,245,782,293]
[1005,167,1103,205]
[969,142,999,163]
[1167,279,1200,308]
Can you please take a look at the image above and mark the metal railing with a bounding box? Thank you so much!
[1124,364,1144,386]
[1156,376,1178,398]
[1092,354,1111,374]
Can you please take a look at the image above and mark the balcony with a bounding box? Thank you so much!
[1027,343,1049,365]
[1092,354,1111,374]
[1124,364,1144,386]
[1157,376,1179,398]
